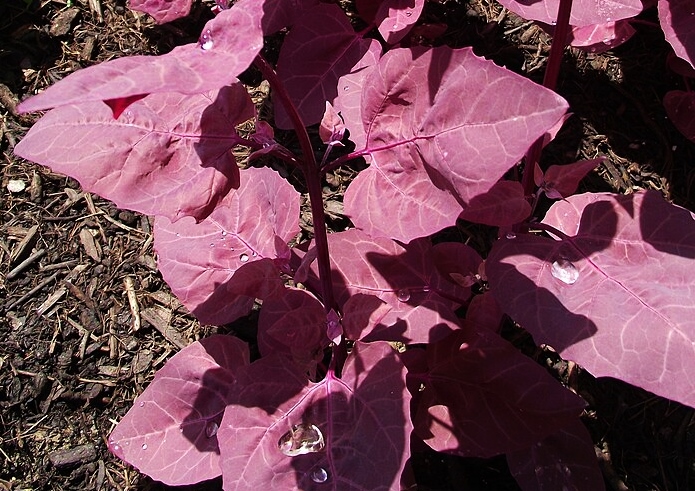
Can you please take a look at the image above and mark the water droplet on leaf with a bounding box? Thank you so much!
[343,86,349,91]
[111,443,120,452]
[310,467,329,483]
[505,232,516,239]
[405,10,412,16]
[551,258,579,285]
[139,401,145,407]
[278,423,325,456]
[200,30,214,50]
[396,289,411,302]
[240,253,249,262]
[206,421,219,438]
[141,443,148,450]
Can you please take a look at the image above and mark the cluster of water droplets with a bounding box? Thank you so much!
[278,423,325,457]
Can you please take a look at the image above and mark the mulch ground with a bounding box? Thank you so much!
[1,1,694,490]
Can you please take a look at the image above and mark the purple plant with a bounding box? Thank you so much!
[13,0,695,489]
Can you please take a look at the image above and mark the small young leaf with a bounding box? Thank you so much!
[108,335,250,485]
[319,102,346,146]
[539,158,604,199]
[128,0,192,24]
[375,0,426,45]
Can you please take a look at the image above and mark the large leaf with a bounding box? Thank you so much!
[128,0,192,23]
[17,0,263,112]
[414,326,586,457]
[659,0,695,70]
[506,419,605,491]
[108,335,250,485]
[274,3,381,129]
[375,0,426,44]
[303,229,470,343]
[155,166,300,325]
[486,191,695,407]
[15,84,254,222]
[664,90,695,143]
[345,46,568,242]
[499,0,643,28]
[219,342,411,490]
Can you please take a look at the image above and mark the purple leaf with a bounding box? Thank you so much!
[414,325,586,457]
[257,288,329,373]
[219,342,411,490]
[333,39,381,149]
[664,90,695,143]
[375,0,426,44]
[261,0,320,34]
[499,0,643,28]
[466,292,505,333]
[431,242,482,292]
[17,0,263,112]
[319,102,346,146]
[128,0,192,24]
[459,180,532,226]
[14,85,254,221]
[346,46,568,242]
[569,20,636,53]
[506,418,605,491]
[486,190,695,407]
[108,335,250,485]
[538,158,604,199]
[306,229,468,343]
[659,0,695,71]
[154,166,300,325]
[275,3,381,128]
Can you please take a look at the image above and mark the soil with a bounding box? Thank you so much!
[1,1,694,490]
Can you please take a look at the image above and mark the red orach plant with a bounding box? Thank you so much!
[14,0,695,489]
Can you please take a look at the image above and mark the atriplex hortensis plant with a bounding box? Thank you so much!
[13,0,695,489]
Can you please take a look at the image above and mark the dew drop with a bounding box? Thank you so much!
[221,231,227,237]
[505,232,517,239]
[111,443,121,452]
[200,30,214,50]
[206,421,219,438]
[310,467,329,483]
[396,289,411,302]
[550,258,579,285]
[139,401,145,407]
[141,443,148,450]
[252,251,258,257]
[343,86,350,91]
[278,423,325,456]
[210,243,215,248]
[175,232,180,237]
[239,253,249,262]
[405,10,412,17]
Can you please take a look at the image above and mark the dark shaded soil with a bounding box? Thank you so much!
[1,1,694,490]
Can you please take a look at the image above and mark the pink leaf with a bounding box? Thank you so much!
[375,0,426,45]
[154,167,300,325]
[128,0,192,24]
[275,3,381,129]
[414,326,586,457]
[487,190,695,407]
[499,0,643,28]
[108,335,250,485]
[431,242,482,293]
[333,41,381,149]
[346,46,568,242]
[569,20,636,53]
[540,157,604,199]
[257,288,329,373]
[219,342,412,490]
[664,90,695,143]
[14,85,254,221]
[306,229,469,343]
[506,418,605,491]
[667,52,695,78]
[459,180,532,226]
[659,0,695,71]
[319,102,346,146]
[17,0,263,112]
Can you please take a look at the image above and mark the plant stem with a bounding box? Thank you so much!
[253,53,338,315]
[521,0,574,200]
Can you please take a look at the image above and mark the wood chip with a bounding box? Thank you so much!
[10,225,38,263]
[48,444,96,468]
[141,307,188,349]
[79,228,101,262]
[124,276,141,332]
